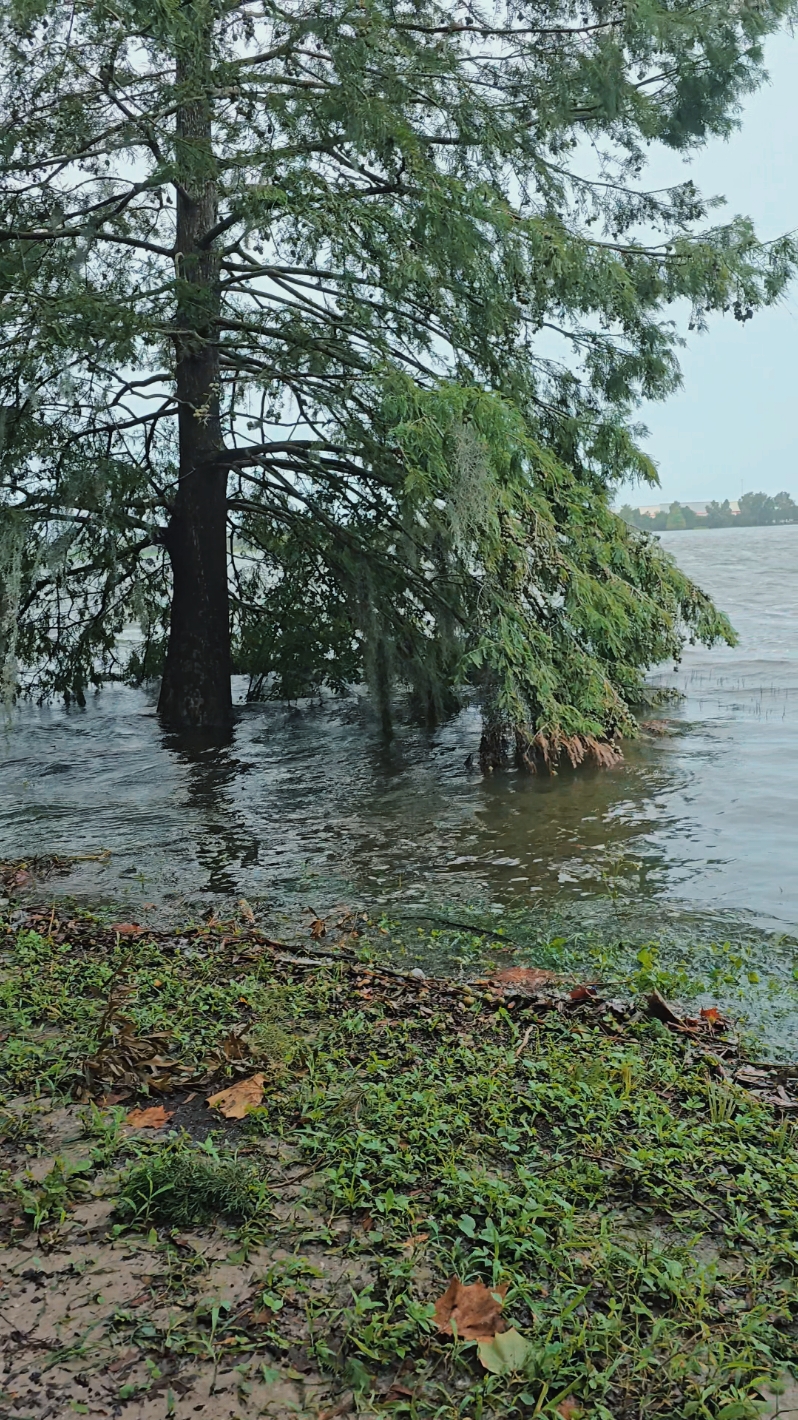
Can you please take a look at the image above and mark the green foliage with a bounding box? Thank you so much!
[254,994,798,1415]
[0,924,306,1094]
[3,904,798,1415]
[8,1155,94,1231]
[732,491,798,526]
[117,1137,264,1226]
[2,0,793,753]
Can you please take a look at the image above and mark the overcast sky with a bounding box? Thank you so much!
[619,31,798,506]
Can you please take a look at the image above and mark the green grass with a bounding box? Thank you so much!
[1,906,798,1417]
[251,1005,798,1417]
[116,1137,267,1227]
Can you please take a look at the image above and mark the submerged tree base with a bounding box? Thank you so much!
[1,897,797,1419]
[480,725,624,773]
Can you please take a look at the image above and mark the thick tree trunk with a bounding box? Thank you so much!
[158,15,232,731]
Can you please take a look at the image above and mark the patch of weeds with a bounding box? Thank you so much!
[255,1255,325,1318]
[6,1155,94,1231]
[249,1005,798,1416]
[0,923,315,1097]
[116,1136,269,1228]
[242,983,304,1078]
[78,1101,130,1165]
[0,1106,39,1147]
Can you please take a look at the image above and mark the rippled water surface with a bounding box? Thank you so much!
[2,524,798,949]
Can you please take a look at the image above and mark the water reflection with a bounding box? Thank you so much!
[161,727,261,899]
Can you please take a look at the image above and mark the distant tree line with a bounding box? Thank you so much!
[620,492,798,532]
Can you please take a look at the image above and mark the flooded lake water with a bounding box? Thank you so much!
[3,523,798,1024]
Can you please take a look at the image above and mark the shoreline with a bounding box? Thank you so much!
[1,883,798,1418]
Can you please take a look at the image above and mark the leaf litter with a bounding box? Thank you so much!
[492,966,558,991]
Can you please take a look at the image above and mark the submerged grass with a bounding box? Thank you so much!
[1,900,798,1418]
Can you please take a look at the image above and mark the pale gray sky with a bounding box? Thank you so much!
[621,31,798,505]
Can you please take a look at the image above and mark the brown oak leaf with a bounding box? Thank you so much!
[569,984,598,1002]
[125,1104,173,1129]
[206,1072,265,1119]
[433,1277,508,1340]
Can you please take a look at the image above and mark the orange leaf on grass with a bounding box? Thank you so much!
[125,1104,173,1129]
[557,1398,583,1419]
[434,1277,508,1340]
[111,922,141,936]
[700,1006,722,1024]
[493,967,557,991]
[206,1072,265,1119]
[401,1233,429,1251]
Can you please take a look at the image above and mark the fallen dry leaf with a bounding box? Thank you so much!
[493,967,557,991]
[700,1006,722,1024]
[736,1066,773,1085]
[773,1085,798,1110]
[401,1233,429,1251]
[205,1026,251,1068]
[319,1397,355,1420]
[646,989,683,1026]
[557,1398,583,1419]
[251,1307,275,1325]
[206,1072,265,1119]
[125,1104,173,1129]
[434,1277,508,1340]
[310,917,327,940]
[110,922,141,936]
[569,984,598,1002]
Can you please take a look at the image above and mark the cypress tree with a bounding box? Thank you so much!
[0,0,794,758]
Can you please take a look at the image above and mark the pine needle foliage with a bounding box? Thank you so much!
[117,1140,262,1226]
[0,0,795,757]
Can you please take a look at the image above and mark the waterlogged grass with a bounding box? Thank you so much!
[1,907,798,1417]
[372,906,798,1056]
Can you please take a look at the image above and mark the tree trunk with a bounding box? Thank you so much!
[158,13,232,731]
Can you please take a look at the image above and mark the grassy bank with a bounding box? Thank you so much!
[2,895,798,1420]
